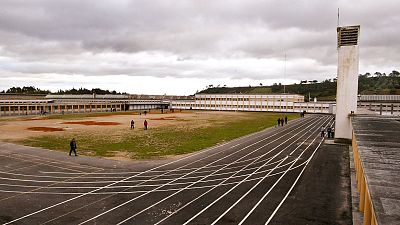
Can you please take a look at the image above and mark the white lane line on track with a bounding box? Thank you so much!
[229,143,241,149]
[40,118,309,225]
[6,122,331,197]
[0,150,100,171]
[0,119,316,189]
[0,149,299,180]
[0,160,312,195]
[188,117,331,225]
[0,168,105,204]
[77,117,318,225]
[237,135,324,225]
[5,116,309,225]
[153,116,327,225]
[118,117,320,225]
[2,137,242,225]
[43,117,313,225]
[0,153,89,173]
[0,150,301,183]
[238,119,333,225]
[265,138,324,225]
[0,158,291,187]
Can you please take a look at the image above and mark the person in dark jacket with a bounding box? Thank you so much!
[327,126,332,138]
[281,118,284,126]
[130,120,135,129]
[277,118,281,126]
[69,138,77,156]
[285,116,288,124]
[144,119,148,130]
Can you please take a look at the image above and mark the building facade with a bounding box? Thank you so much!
[171,94,334,114]
[0,94,170,116]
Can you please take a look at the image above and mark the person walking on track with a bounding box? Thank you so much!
[327,126,332,138]
[69,138,77,156]
[320,126,325,137]
[144,119,148,130]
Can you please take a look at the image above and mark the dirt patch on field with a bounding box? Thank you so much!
[62,121,121,126]
[22,117,48,121]
[151,116,177,121]
[27,127,65,132]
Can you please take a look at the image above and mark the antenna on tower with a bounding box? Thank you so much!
[337,8,340,27]
[283,52,286,94]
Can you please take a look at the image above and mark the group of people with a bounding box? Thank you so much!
[130,119,148,130]
[277,116,288,126]
[320,126,335,138]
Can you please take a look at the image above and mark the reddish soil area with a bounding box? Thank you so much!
[27,127,65,132]
[22,117,48,121]
[87,112,136,117]
[62,121,121,126]
[151,116,177,121]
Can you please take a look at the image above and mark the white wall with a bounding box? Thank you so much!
[335,45,359,140]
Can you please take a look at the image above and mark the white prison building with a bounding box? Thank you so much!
[171,94,334,114]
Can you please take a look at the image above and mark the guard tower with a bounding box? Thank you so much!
[335,25,360,142]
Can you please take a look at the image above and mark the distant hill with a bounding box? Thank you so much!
[198,71,400,101]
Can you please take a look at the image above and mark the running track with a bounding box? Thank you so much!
[0,115,333,225]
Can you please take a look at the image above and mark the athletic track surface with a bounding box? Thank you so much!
[0,115,333,225]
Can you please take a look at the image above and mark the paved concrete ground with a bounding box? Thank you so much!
[352,115,400,225]
[0,115,350,225]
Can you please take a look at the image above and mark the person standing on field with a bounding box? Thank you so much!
[69,138,77,156]
[144,119,148,130]
[130,120,135,129]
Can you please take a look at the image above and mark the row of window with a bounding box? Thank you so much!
[0,105,122,111]
[195,98,302,102]
[172,104,329,110]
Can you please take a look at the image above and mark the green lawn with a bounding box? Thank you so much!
[20,112,299,159]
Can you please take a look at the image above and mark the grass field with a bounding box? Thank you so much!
[1,111,299,160]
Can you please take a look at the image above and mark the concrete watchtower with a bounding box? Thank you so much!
[335,25,360,142]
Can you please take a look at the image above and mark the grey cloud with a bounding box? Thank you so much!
[0,0,399,88]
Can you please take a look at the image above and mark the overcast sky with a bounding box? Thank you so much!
[0,0,399,95]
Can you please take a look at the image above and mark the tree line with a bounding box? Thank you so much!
[199,70,400,101]
[0,86,125,95]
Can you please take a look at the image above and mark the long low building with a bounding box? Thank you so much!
[171,94,335,114]
[0,93,335,116]
[4,93,398,117]
[0,94,170,116]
